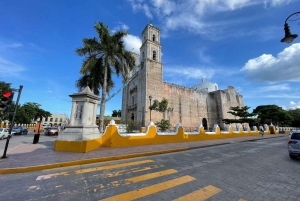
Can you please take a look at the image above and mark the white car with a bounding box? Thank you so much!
[0,128,11,140]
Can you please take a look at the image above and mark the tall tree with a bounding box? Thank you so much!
[287,108,300,127]
[222,106,258,126]
[112,110,121,117]
[75,57,114,95]
[253,105,293,126]
[76,22,135,132]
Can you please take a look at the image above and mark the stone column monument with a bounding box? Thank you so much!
[58,86,101,141]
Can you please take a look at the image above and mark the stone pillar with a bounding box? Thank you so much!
[58,87,101,141]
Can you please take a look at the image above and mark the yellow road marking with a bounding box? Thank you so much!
[36,160,154,180]
[238,199,247,201]
[100,175,196,201]
[76,159,154,174]
[173,185,222,201]
[97,169,178,190]
[90,164,164,179]
[125,169,177,183]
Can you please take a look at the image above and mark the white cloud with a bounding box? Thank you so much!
[198,47,212,64]
[241,43,300,83]
[270,0,293,7]
[0,57,26,78]
[0,42,23,48]
[128,0,153,18]
[164,66,215,79]
[290,100,300,108]
[123,34,142,54]
[111,23,129,33]
[128,0,295,40]
[258,84,290,92]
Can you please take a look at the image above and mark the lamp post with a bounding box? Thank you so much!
[148,95,152,122]
[281,12,300,43]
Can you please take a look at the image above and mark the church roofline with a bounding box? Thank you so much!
[141,23,160,34]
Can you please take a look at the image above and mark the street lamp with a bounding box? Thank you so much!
[148,95,152,122]
[281,12,300,43]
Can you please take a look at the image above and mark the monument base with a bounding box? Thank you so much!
[54,138,101,153]
[58,125,101,141]
[54,125,102,153]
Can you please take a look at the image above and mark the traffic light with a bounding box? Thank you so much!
[0,91,14,115]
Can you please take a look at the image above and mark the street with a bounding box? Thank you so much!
[0,130,57,155]
[0,136,299,201]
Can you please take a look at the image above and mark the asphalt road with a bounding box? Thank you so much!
[0,130,57,155]
[0,136,299,201]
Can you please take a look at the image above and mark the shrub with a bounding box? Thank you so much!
[125,120,140,133]
[156,119,171,132]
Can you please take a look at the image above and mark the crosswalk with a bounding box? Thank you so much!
[32,159,247,201]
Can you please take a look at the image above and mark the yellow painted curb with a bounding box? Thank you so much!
[0,147,188,174]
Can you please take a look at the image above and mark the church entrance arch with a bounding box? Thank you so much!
[202,118,208,130]
[131,113,134,121]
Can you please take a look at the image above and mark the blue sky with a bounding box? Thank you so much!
[1,0,300,118]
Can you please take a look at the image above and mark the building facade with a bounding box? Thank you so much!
[39,114,69,126]
[121,24,244,130]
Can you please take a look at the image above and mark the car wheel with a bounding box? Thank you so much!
[0,136,3,140]
[289,154,297,160]
[25,131,28,135]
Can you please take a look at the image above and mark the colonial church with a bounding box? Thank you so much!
[121,23,244,130]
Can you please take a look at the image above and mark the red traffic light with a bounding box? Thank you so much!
[3,91,12,98]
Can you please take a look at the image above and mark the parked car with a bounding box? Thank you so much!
[44,127,58,136]
[0,128,11,140]
[288,130,300,160]
[11,126,28,135]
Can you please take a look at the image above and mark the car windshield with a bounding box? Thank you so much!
[13,127,22,129]
[50,127,58,130]
[0,128,3,131]
[291,133,300,140]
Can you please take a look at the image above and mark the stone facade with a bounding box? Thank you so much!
[121,24,244,130]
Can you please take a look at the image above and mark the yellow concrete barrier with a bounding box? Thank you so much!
[54,123,264,152]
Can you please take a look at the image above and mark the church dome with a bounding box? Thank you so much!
[192,78,218,92]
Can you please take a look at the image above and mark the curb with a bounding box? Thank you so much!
[0,134,287,174]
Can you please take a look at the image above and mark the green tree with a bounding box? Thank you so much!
[253,105,293,126]
[20,102,51,123]
[112,109,121,117]
[155,119,172,132]
[149,98,171,131]
[222,106,258,126]
[75,57,114,95]
[0,80,12,122]
[149,98,168,119]
[288,108,300,127]
[7,102,31,124]
[76,22,135,132]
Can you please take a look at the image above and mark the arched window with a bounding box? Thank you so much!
[152,34,155,41]
[153,51,156,61]
[131,113,134,121]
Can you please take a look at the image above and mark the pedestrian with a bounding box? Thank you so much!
[260,127,264,137]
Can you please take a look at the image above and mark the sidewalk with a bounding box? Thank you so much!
[0,134,287,174]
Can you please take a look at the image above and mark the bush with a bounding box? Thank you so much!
[125,120,140,133]
[156,119,171,132]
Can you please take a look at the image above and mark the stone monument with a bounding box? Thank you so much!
[58,86,101,141]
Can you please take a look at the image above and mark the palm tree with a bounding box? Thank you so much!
[76,57,114,96]
[76,22,135,132]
